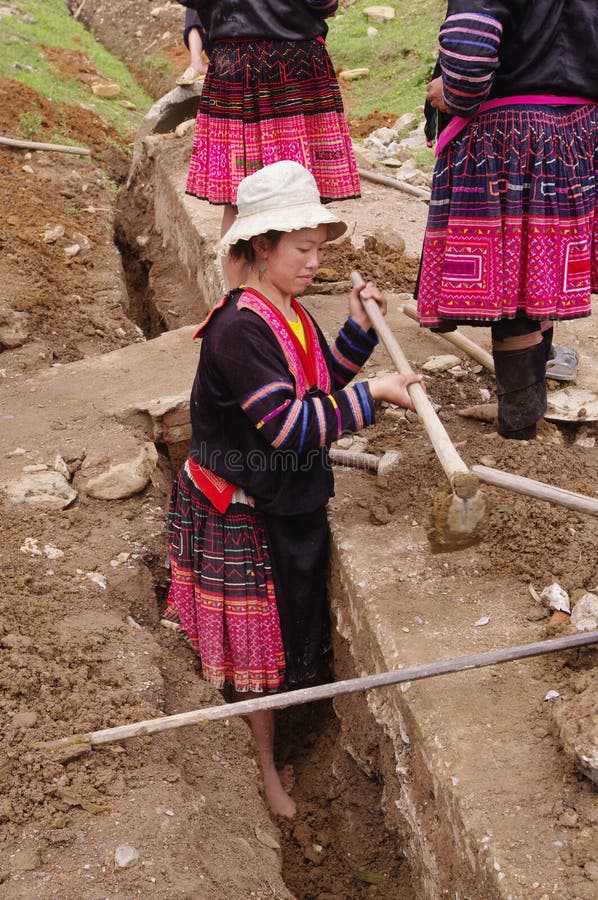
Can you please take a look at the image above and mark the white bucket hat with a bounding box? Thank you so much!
[219,160,348,251]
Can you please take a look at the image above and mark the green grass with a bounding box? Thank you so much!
[327,0,445,120]
[0,0,153,139]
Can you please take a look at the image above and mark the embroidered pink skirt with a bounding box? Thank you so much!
[417,103,597,326]
[165,466,286,693]
[185,37,361,205]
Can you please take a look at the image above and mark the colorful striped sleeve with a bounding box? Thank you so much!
[217,316,375,453]
[239,378,374,452]
[439,12,503,114]
[328,317,379,389]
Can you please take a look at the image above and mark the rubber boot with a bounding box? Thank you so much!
[492,343,547,440]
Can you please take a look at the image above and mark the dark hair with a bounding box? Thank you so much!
[229,230,284,263]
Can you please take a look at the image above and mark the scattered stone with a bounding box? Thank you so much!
[422,354,461,374]
[64,244,80,257]
[0,306,29,348]
[54,454,70,479]
[22,164,34,174]
[570,593,598,631]
[80,442,158,500]
[42,224,65,244]
[44,544,64,560]
[458,403,498,423]
[91,82,121,98]
[120,99,137,110]
[71,232,91,251]
[540,582,570,613]
[363,5,396,23]
[20,536,42,556]
[338,68,370,81]
[12,710,38,728]
[366,26,379,37]
[4,471,77,509]
[559,809,579,828]
[86,572,107,589]
[114,845,140,868]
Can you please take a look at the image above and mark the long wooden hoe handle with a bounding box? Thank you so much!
[36,632,598,752]
[350,271,475,495]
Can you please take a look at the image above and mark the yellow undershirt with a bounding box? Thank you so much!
[287,316,307,352]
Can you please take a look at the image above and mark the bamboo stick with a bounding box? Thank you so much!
[351,272,476,496]
[358,167,431,202]
[402,301,495,373]
[37,632,598,752]
[0,135,91,156]
[471,465,598,517]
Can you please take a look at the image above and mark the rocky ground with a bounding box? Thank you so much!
[0,1,597,898]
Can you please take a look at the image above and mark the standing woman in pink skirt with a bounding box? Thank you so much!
[418,0,597,440]
[177,0,360,286]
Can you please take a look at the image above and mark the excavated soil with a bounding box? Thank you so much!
[1,5,597,899]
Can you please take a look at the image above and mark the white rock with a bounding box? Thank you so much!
[54,455,70,480]
[20,537,42,556]
[570,593,598,631]
[81,442,158,500]
[394,112,417,132]
[42,224,65,243]
[363,5,395,23]
[540,582,570,613]
[64,244,80,258]
[422,354,461,374]
[86,572,107,589]
[544,690,561,701]
[22,164,34,174]
[479,388,491,402]
[44,544,64,560]
[114,845,140,868]
[366,26,379,37]
[91,82,121,98]
[5,472,77,509]
[71,232,91,251]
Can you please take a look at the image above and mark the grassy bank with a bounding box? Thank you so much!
[327,0,445,119]
[0,0,152,142]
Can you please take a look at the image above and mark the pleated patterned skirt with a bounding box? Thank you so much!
[417,103,598,327]
[185,37,361,204]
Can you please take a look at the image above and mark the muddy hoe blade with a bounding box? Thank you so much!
[351,272,487,551]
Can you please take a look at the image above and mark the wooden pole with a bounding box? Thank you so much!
[351,271,477,496]
[401,301,495,373]
[472,465,598,517]
[358,167,431,202]
[37,631,598,752]
[0,135,91,156]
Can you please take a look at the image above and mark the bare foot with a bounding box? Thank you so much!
[263,767,296,818]
[277,763,295,792]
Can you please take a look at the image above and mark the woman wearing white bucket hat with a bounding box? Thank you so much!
[165,161,423,818]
